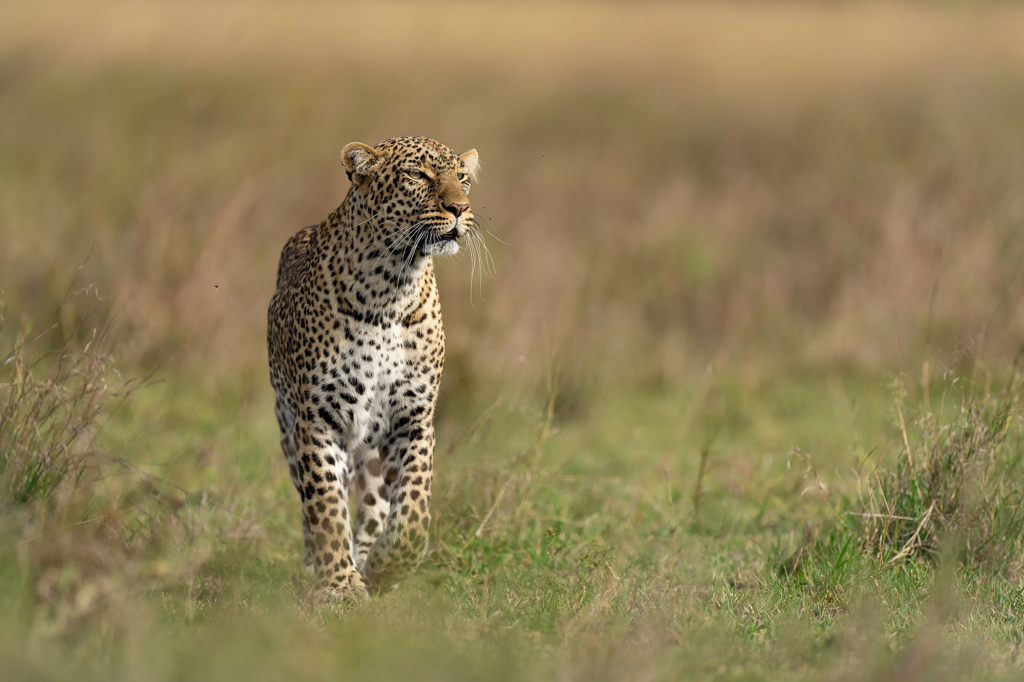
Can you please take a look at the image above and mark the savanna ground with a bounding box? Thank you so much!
[3,2,1024,679]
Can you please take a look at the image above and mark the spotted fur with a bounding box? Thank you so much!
[268,136,479,601]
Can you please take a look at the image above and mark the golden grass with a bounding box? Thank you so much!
[6,1,1024,87]
[3,2,1024,393]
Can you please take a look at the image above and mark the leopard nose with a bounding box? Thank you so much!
[443,201,469,218]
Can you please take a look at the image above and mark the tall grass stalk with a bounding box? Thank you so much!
[779,364,1024,611]
[855,367,1024,574]
[0,301,120,506]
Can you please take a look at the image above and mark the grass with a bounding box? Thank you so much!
[4,344,1023,680]
[0,288,127,506]
[3,1,1024,679]
[855,371,1024,573]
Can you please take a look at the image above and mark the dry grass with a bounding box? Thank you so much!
[2,1,1024,391]
[0,288,118,505]
[6,2,1024,85]
[856,368,1024,573]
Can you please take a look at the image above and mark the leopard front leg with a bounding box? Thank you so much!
[292,417,368,602]
[276,398,315,574]
[350,449,390,573]
[361,421,434,590]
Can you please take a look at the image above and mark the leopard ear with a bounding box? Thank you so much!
[342,142,380,185]
[459,149,480,181]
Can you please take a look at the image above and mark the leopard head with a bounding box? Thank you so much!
[342,136,480,259]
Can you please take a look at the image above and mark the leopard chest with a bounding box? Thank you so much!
[304,317,441,452]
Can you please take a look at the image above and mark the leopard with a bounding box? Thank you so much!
[267,136,480,601]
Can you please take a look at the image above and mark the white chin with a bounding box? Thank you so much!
[422,241,460,257]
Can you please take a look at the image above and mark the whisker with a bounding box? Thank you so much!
[386,229,418,275]
[394,222,428,283]
[475,235,488,303]
[474,230,497,280]
[355,209,384,229]
[365,219,408,251]
[462,231,487,304]
[374,219,426,271]
[478,239,491,297]
[467,230,479,307]
[485,229,510,246]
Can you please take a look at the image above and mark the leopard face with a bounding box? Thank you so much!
[343,136,480,262]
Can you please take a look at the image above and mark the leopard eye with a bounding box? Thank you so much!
[457,172,469,183]
[406,170,427,181]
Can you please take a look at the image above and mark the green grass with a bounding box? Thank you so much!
[4,346,1024,680]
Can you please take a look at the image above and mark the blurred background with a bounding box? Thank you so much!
[4,1,1024,399]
